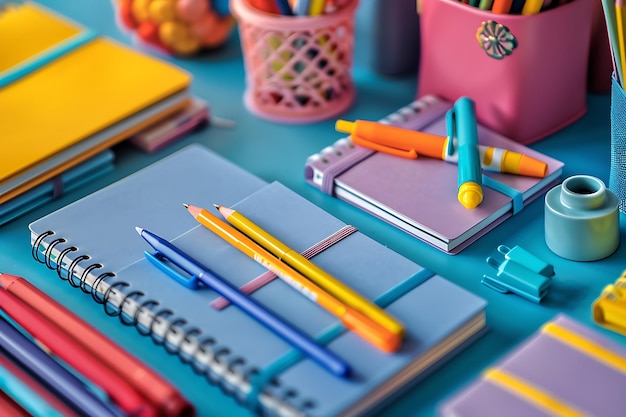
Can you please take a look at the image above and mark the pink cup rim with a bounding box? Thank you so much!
[231,0,359,31]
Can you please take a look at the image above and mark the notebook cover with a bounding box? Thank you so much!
[0,2,80,72]
[304,96,564,254]
[0,91,189,204]
[0,149,115,227]
[29,144,487,417]
[439,314,626,417]
[0,3,190,190]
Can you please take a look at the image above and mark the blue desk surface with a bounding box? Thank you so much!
[2,1,624,416]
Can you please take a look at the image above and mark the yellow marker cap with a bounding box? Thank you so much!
[458,182,483,209]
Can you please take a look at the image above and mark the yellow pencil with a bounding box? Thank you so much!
[309,0,326,15]
[186,204,404,353]
[616,0,626,82]
[521,0,543,15]
[215,204,405,349]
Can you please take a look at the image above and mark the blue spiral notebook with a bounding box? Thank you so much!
[29,144,487,417]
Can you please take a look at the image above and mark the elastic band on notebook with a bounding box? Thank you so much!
[321,147,374,195]
[484,368,588,417]
[542,322,626,374]
[482,175,524,215]
[245,268,435,410]
[211,225,358,310]
[0,29,97,89]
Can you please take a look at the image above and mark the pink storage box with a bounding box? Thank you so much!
[418,0,594,144]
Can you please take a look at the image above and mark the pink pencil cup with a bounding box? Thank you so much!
[418,0,594,144]
[231,0,358,123]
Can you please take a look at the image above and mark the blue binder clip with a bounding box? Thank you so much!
[482,256,552,303]
[497,245,554,277]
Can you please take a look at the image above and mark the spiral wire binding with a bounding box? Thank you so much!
[31,230,311,416]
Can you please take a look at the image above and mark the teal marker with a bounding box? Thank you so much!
[446,97,483,209]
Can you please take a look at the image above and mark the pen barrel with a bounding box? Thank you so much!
[1,276,192,417]
[284,251,405,338]
[0,289,153,417]
[0,318,120,417]
[353,120,446,159]
[455,98,482,186]
[481,147,548,177]
[141,226,351,378]
[223,210,405,342]
[452,98,483,209]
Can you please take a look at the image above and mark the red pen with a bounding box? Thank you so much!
[0,286,155,416]
[0,273,194,417]
[248,0,281,13]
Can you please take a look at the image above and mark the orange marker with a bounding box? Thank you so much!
[335,119,548,178]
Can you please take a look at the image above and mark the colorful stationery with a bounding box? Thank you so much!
[305,95,564,253]
[0,273,193,417]
[0,316,124,417]
[0,3,191,204]
[439,314,626,417]
[450,97,483,209]
[186,203,403,353]
[0,286,152,416]
[215,203,404,352]
[137,226,351,378]
[334,120,547,177]
[0,150,114,227]
[29,144,486,417]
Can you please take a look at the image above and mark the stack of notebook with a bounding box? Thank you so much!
[0,3,191,216]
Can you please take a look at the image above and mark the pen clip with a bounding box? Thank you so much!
[350,134,418,159]
[144,251,202,290]
[445,109,456,157]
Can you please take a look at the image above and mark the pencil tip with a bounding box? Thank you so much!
[135,226,143,234]
[213,204,220,209]
[183,203,189,208]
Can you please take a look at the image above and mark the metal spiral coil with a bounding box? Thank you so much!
[31,230,311,416]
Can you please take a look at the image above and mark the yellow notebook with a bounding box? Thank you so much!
[0,3,191,203]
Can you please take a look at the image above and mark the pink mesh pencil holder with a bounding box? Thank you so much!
[231,0,358,123]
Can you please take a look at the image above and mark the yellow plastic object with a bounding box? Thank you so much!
[592,270,626,336]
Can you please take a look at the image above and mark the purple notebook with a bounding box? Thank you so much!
[304,95,564,254]
[439,314,626,417]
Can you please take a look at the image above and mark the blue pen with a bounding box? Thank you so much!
[446,97,483,209]
[274,0,294,15]
[0,317,124,417]
[136,227,351,378]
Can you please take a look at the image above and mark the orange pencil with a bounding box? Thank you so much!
[491,0,513,13]
[184,204,404,353]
